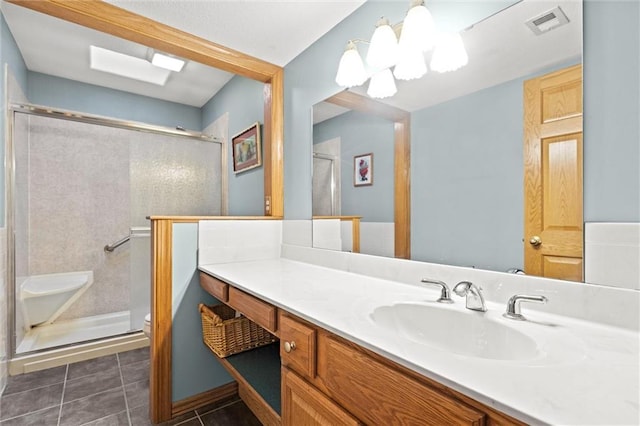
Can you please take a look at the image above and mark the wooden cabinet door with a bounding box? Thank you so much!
[524,64,583,281]
[282,368,361,426]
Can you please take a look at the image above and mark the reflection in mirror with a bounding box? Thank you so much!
[2,3,266,355]
[313,103,396,257]
[312,0,587,280]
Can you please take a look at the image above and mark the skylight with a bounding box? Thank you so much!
[90,45,171,86]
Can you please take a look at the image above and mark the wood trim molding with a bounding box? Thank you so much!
[6,0,279,81]
[324,92,411,259]
[171,382,239,417]
[263,69,285,216]
[394,117,411,259]
[150,219,173,423]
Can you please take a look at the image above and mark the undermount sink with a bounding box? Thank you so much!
[370,302,540,361]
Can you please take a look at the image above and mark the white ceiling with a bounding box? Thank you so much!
[1,0,580,113]
[1,0,365,108]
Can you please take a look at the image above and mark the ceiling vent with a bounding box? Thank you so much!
[525,6,569,35]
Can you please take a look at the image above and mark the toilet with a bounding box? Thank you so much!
[143,313,151,338]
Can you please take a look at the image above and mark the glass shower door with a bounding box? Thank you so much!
[129,131,222,331]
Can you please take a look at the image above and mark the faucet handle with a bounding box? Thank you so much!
[420,278,454,304]
[503,294,548,321]
[453,280,473,296]
[453,281,487,312]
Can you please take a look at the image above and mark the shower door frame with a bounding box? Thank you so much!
[313,152,339,216]
[5,103,223,358]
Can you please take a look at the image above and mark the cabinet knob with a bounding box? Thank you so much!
[529,236,542,247]
[284,341,296,353]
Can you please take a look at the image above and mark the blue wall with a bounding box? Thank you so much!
[27,72,202,130]
[171,223,232,402]
[313,110,394,222]
[583,0,639,222]
[287,0,640,260]
[202,75,265,215]
[0,14,27,227]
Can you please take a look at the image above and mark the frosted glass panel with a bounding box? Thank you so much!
[313,157,334,216]
[130,134,222,226]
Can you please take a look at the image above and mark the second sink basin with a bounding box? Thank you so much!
[370,302,540,361]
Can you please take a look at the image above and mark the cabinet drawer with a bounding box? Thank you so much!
[199,272,228,302]
[322,337,486,426]
[228,287,277,334]
[280,314,316,379]
[282,368,361,426]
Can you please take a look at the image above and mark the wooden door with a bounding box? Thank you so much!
[282,368,361,426]
[524,64,583,281]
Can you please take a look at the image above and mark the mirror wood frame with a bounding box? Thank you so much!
[320,91,411,259]
[7,0,284,423]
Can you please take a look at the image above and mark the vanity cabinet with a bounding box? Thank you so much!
[199,272,525,426]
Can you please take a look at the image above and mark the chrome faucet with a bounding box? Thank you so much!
[453,281,487,312]
[503,294,548,321]
[420,278,453,303]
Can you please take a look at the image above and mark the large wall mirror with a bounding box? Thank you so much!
[312,0,588,280]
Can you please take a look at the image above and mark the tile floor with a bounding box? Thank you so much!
[0,347,262,425]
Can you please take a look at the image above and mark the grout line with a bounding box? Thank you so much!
[195,398,241,418]
[116,353,133,426]
[56,363,69,426]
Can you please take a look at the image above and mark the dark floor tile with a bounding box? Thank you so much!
[199,401,261,426]
[0,406,59,426]
[59,388,126,426]
[81,410,129,426]
[0,383,63,420]
[67,354,118,380]
[129,405,200,426]
[117,347,149,366]
[195,396,241,417]
[124,379,149,410]
[3,366,66,395]
[63,366,123,403]
[120,359,149,385]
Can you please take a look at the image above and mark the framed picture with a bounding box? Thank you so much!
[232,122,262,173]
[353,153,373,186]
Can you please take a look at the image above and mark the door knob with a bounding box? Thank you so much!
[529,236,542,247]
[284,341,296,353]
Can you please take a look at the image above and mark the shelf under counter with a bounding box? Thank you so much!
[216,342,281,425]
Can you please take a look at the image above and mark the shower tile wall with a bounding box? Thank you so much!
[27,115,131,320]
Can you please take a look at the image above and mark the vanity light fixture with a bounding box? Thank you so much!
[151,52,186,72]
[335,0,469,99]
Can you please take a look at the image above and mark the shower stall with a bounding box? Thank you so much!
[7,104,223,356]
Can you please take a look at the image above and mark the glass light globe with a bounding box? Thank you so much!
[367,68,397,99]
[366,17,399,70]
[394,48,427,81]
[430,32,469,73]
[398,1,435,53]
[335,41,368,87]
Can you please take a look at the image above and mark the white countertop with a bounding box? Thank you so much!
[199,258,640,425]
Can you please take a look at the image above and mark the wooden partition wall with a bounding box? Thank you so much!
[150,216,281,422]
[324,91,411,259]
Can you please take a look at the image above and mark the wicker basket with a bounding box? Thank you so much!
[199,303,277,358]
